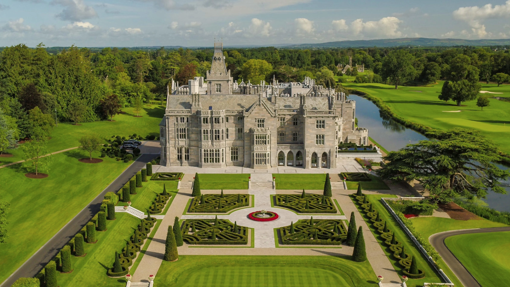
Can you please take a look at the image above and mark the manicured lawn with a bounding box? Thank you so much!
[343,81,510,154]
[118,180,178,212]
[345,174,390,190]
[155,256,378,287]
[354,194,442,287]
[0,105,165,166]
[273,174,327,190]
[199,174,250,190]
[0,150,131,285]
[412,217,507,240]
[445,232,510,287]
[56,213,139,287]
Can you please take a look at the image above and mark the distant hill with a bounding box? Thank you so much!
[286,38,510,48]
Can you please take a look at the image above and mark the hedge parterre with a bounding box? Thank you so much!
[278,219,347,245]
[188,194,249,213]
[182,218,249,245]
[151,172,184,181]
[274,193,337,213]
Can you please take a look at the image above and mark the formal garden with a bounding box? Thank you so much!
[188,193,250,213]
[278,219,347,245]
[273,192,337,213]
[182,218,249,245]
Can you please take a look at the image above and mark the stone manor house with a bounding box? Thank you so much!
[160,43,369,169]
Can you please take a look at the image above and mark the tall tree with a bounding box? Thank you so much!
[381,50,416,89]
[100,94,122,121]
[28,107,54,140]
[173,217,184,247]
[345,212,357,246]
[352,227,366,262]
[164,225,179,261]
[0,109,19,154]
[18,83,46,112]
[440,55,481,106]
[476,95,490,111]
[68,99,88,125]
[79,134,103,160]
[323,173,332,197]
[133,96,143,117]
[175,63,197,85]
[241,59,273,84]
[492,73,509,86]
[21,135,51,175]
[0,201,8,243]
[377,129,509,202]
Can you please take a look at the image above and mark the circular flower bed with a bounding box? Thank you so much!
[248,211,279,222]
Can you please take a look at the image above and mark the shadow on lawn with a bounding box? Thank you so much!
[144,106,165,118]
[472,120,510,124]
[384,100,454,107]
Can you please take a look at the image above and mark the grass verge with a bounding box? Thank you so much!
[273,174,328,190]
[199,174,250,190]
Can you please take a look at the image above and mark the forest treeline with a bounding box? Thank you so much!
[1,44,510,140]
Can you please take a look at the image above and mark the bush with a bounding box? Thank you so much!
[388,200,437,216]
[133,148,141,156]
[97,211,107,231]
[12,278,40,287]
[123,153,133,163]
[142,168,148,182]
[146,163,153,176]
[121,186,129,203]
[174,217,184,247]
[164,225,179,261]
[45,261,58,287]
[454,199,510,224]
[151,172,184,181]
[74,233,85,256]
[149,193,171,214]
[136,172,142,187]
[130,178,136,194]
[352,227,366,262]
[61,245,72,273]
[86,222,97,243]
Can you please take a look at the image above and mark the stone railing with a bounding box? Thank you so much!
[380,198,454,286]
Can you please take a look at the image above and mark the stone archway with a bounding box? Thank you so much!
[278,151,285,166]
[287,151,294,166]
[321,152,328,168]
[296,151,303,166]
[311,152,318,168]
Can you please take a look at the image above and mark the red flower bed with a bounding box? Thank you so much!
[248,211,279,222]
[404,214,418,219]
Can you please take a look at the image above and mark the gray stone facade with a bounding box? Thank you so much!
[160,43,369,169]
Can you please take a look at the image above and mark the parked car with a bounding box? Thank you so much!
[129,139,142,146]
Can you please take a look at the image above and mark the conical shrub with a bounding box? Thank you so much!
[220,189,224,198]
[323,173,332,197]
[301,189,306,198]
[173,217,183,247]
[346,212,357,246]
[356,184,362,196]
[410,256,419,275]
[400,245,407,259]
[164,226,179,261]
[192,173,201,196]
[162,184,168,196]
[352,227,367,262]
[74,234,85,256]
[113,251,122,272]
[290,222,295,234]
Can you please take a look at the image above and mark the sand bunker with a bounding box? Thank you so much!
[480,91,503,94]
[443,110,462,113]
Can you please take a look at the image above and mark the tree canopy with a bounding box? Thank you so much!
[381,50,416,89]
[377,129,509,202]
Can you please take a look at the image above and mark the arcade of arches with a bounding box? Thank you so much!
[277,151,329,168]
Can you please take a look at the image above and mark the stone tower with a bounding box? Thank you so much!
[206,42,233,95]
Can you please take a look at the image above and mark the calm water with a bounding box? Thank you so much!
[350,94,510,212]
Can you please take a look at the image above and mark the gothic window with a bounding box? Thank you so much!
[256,118,265,128]
[180,117,186,123]
[255,134,267,145]
[238,116,243,122]
[215,84,221,93]
[185,148,189,161]
[226,117,229,123]
[255,153,267,165]
[204,149,209,163]
[214,129,220,140]
[221,129,224,140]
[293,118,298,126]
[203,117,209,124]
[316,134,325,145]
[226,128,229,139]
[279,117,285,127]
[231,147,239,161]
[292,132,298,142]
[237,128,243,140]
[279,132,285,142]
[178,128,187,139]
[316,120,325,129]
[214,149,220,163]
[177,147,182,160]
[214,117,220,124]
[202,130,209,141]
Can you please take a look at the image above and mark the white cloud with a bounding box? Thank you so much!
[65,21,95,29]
[294,18,314,35]
[393,7,422,18]
[170,22,179,29]
[125,28,142,34]
[453,1,510,38]
[351,17,402,38]
[204,0,231,9]
[248,18,272,37]
[52,0,98,22]
[441,31,455,38]
[2,18,32,32]
[135,0,195,11]
[169,21,204,36]
[331,19,348,31]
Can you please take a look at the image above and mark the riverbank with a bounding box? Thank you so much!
[345,82,510,165]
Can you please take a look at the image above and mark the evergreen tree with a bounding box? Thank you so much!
[132,229,139,245]
[290,222,295,234]
[97,211,107,231]
[346,212,357,246]
[123,186,130,202]
[74,234,85,256]
[173,217,183,247]
[305,200,309,210]
[86,222,96,243]
[400,245,407,259]
[356,184,362,196]
[113,251,122,272]
[352,227,367,262]
[107,202,116,220]
[130,178,136,194]
[301,189,306,198]
[61,245,72,273]
[237,194,241,203]
[162,184,167,195]
[200,194,204,204]
[136,172,142,187]
[391,234,397,245]
[233,221,238,233]
[211,228,216,240]
[146,162,153,176]
[192,173,201,196]
[214,215,218,226]
[410,256,419,275]
[309,216,313,225]
[220,189,224,198]
[45,261,58,287]
[323,173,332,197]
[164,225,179,261]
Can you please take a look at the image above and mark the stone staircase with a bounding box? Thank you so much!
[249,174,274,190]
[115,206,146,219]
[331,182,345,189]
[128,282,150,287]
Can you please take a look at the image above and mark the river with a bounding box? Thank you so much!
[350,94,510,212]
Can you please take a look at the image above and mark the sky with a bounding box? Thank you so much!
[1,0,510,47]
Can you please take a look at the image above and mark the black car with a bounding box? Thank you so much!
[128,139,142,146]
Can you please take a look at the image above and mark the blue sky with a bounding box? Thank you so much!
[1,0,510,47]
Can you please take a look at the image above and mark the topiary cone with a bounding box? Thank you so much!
[173,217,183,247]
[192,173,201,196]
[162,184,168,196]
[400,245,407,259]
[346,212,357,246]
[391,234,397,245]
[305,200,310,209]
[410,256,419,275]
[301,189,306,198]
[356,184,363,196]
[323,173,332,197]
[290,222,295,234]
[352,227,367,262]
[214,215,218,226]
[309,216,313,225]
[113,251,122,272]
[164,226,179,261]
[220,189,224,198]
